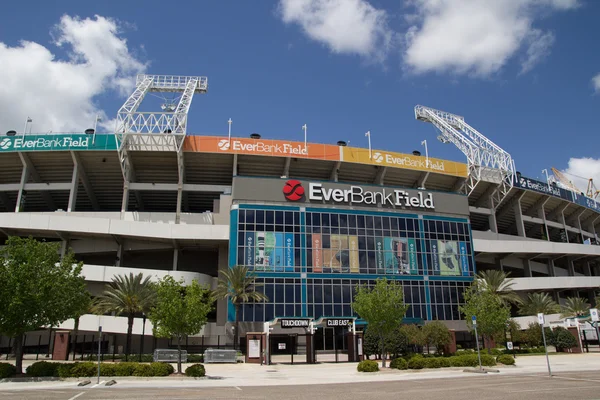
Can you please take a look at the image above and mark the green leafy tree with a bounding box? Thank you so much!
[215,265,268,350]
[400,324,426,348]
[0,236,88,374]
[476,270,522,305]
[149,276,213,374]
[459,285,511,354]
[385,326,409,358]
[422,321,452,354]
[352,278,409,367]
[560,297,590,318]
[518,292,560,316]
[93,273,156,360]
[549,326,578,351]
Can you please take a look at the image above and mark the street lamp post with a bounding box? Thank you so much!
[228,118,232,145]
[92,115,102,144]
[302,124,307,152]
[365,131,372,159]
[542,169,550,189]
[23,117,32,136]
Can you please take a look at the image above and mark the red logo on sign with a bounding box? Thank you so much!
[283,180,304,201]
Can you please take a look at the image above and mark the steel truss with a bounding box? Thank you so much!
[415,105,515,206]
[115,74,207,214]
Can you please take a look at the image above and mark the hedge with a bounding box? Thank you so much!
[185,364,206,377]
[357,360,379,372]
[26,361,61,377]
[0,363,16,379]
[390,358,408,370]
[496,354,515,365]
[24,361,175,378]
[408,357,426,369]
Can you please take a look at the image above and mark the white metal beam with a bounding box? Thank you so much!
[330,161,341,182]
[375,166,387,185]
[414,171,429,189]
[283,157,291,177]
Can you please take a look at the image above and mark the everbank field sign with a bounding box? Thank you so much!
[232,177,471,217]
[0,134,117,152]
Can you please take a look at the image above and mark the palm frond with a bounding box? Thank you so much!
[476,270,522,305]
[560,297,590,319]
[93,272,156,317]
[215,265,268,306]
[518,292,560,316]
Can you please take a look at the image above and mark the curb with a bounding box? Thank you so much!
[0,377,61,383]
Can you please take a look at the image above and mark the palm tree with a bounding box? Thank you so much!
[71,294,93,360]
[518,292,560,316]
[476,270,522,305]
[215,265,268,349]
[560,296,590,319]
[93,273,156,360]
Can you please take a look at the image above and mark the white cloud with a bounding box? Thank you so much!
[0,14,146,135]
[593,73,600,93]
[277,0,393,63]
[563,157,600,195]
[403,0,578,76]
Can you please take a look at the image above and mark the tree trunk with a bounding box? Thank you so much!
[234,303,240,351]
[177,336,182,374]
[72,316,80,361]
[380,334,386,368]
[125,314,134,361]
[14,333,24,375]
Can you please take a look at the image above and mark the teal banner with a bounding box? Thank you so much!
[0,134,117,152]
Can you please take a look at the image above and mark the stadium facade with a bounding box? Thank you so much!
[0,131,599,355]
[0,73,599,356]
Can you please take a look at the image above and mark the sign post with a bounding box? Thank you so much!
[538,313,552,377]
[97,325,102,384]
[472,316,482,370]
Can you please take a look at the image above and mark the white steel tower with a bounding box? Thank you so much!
[414,105,515,206]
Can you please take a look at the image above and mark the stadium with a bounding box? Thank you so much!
[1,74,599,361]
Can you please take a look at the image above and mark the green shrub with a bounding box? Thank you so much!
[57,364,74,378]
[69,362,96,377]
[408,357,426,369]
[496,354,515,365]
[26,361,61,377]
[132,364,153,377]
[438,357,451,368]
[480,354,496,367]
[0,363,16,379]
[113,362,137,377]
[150,362,174,376]
[357,360,379,372]
[185,363,206,377]
[424,358,443,368]
[99,363,116,376]
[390,358,408,370]
[490,348,503,356]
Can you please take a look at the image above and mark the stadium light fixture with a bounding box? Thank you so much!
[302,124,307,152]
[228,118,232,146]
[542,169,550,189]
[23,117,32,136]
[93,115,102,144]
[421,139,429,168]
[365,131,372,159]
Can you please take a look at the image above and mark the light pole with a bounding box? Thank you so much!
[542,169,550,189]
[421,139,429,167]
[302,124,307,152]
[23,117,32,136]
[365,131,372,159]
[228,118,232,146]
[92,115,102,144]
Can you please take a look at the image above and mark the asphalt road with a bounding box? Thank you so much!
[2,371,600,400]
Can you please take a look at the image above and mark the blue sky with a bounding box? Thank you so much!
[0,0,599,186]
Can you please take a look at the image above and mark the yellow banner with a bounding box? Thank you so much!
[341,147,468,178]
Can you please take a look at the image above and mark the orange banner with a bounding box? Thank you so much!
[183,136,340,161]
[341,147,468,178]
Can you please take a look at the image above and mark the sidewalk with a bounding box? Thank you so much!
[1,353,599,391]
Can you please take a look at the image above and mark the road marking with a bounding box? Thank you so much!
[67,392,85,400]
[551,375,600,383]
[235,386,242,391]
[510,385,599,393]
[91,381,105,388]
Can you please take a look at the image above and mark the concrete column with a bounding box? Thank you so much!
[60,238,70,259]
[585,261,593,277]
[495,257,504,272]
[560,210,570,243]
[488,195,498,233]
[514,196,526,237]
[175,186,183,224]
[547,258,556,277]
[523,258,532,278]
[67,163,79,212]
[567,259,575,277]
[172,248,179,271]
[15,165,28,212]
[232,154,238,176]
[539,204,550,241]
[116,244,124,267]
